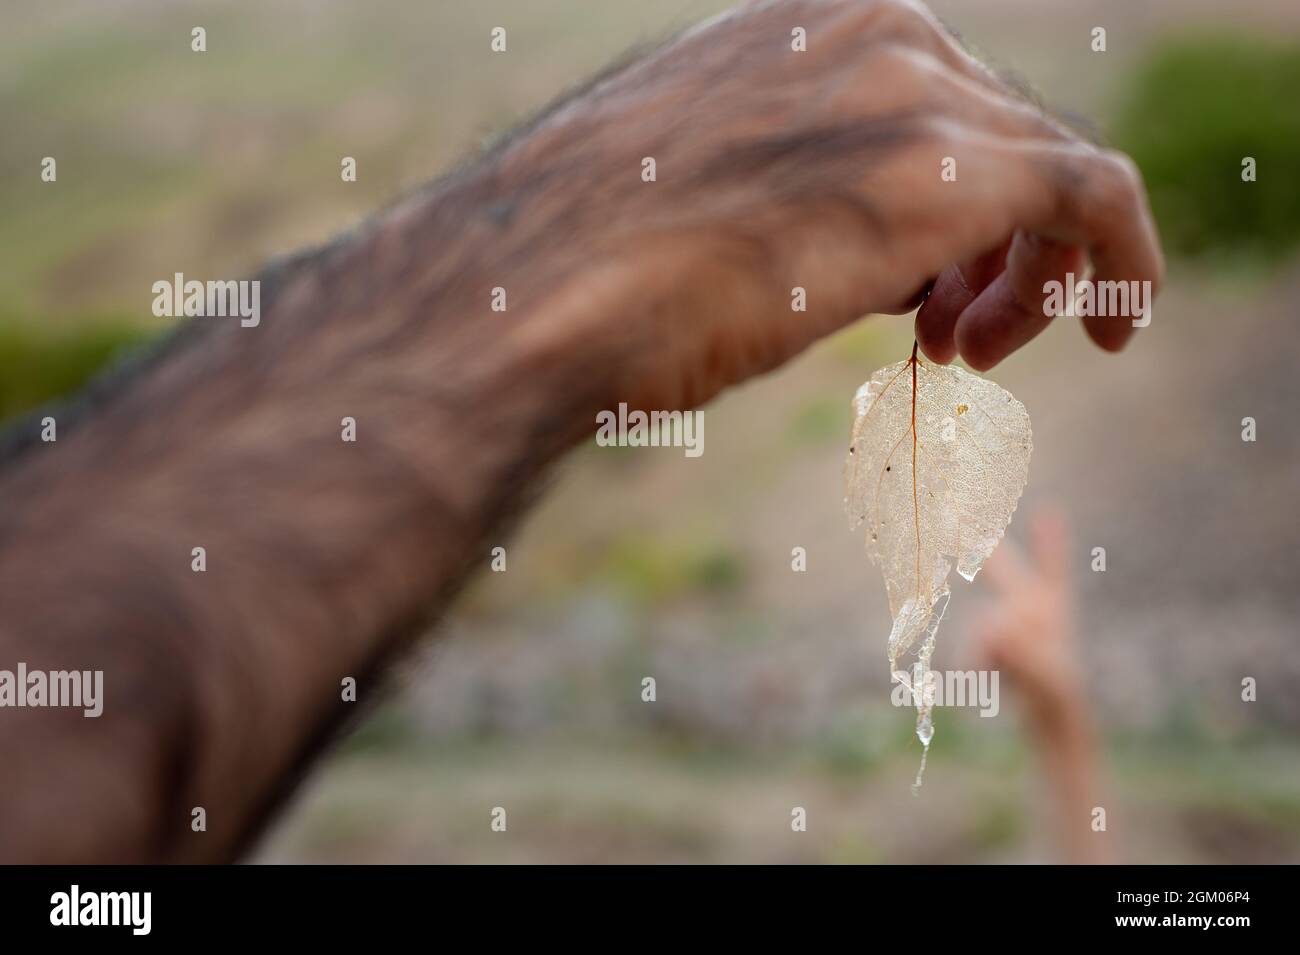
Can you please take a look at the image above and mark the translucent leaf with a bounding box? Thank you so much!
[844,347,1031,788]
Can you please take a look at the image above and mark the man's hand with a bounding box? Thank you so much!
[0,0,1162,862]
[500,0,1163,418]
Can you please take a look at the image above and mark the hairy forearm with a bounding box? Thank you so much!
[0,150,667,860]
[0,0,1164,863]
[0,25,787,859]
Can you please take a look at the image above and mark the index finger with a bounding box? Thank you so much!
[1014,141,1165,352]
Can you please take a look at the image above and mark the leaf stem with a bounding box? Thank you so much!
[911,341,921,601]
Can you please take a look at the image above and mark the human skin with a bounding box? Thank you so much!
[0,0,1162,861]
[972,508,1112,864]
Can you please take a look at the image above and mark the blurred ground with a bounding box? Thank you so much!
[3,0,1299,863]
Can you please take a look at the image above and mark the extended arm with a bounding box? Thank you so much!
[0,0,1160,862]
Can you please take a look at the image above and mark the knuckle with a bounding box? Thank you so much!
[877,42,947,89]
[875,0,939,44]
[1041,144,1092,216]
[1100,150,1144,204]
[1007,99,1064,140]
[914,113,963,145]
[1070,149,1140,219]
[873,42,921,82]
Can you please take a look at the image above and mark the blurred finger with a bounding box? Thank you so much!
[981,533,1030,594]
[1029,507,1070,586]
[1014,141,1165,354]
[967,607,1005,661]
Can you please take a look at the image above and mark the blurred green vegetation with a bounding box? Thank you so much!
[786,397,846,447]
[265,730,1300,863]
[1111,35,1300,266]
[0,318,154,422]
[600,533,747,605]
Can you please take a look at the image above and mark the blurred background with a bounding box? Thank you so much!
[3,0,1298,862]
